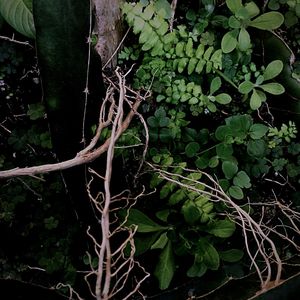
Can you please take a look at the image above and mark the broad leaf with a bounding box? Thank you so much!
[250,89,263,110]
[233,171,251,188]
[238,27,251,51]
[126,209,168,232]
[247,140,266,158]
[222,161,238,179]
[210,76,222,95]
[249,12,284,30]
[260,83,285,95]
[216,143,233,159]
[219,249,244,262]
[0,0,35,38]
[238,81,254,94]
[185,142,200,158]
[229,185,244,199]
[263,60,283,81]
[197,240,220,271]
[187,262,207,277]
[249,124,269,139]
[207,219,236,238]
[221,30,238,53]
[226,0,243,14]
[154,240,176,290]
[215,93,232,104]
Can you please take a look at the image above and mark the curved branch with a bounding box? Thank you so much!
[0,99,141,180]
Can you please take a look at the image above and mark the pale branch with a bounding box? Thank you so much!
[0,98,141,180]
[0,35,34,48]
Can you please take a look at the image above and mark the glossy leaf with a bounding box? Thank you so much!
[0,0,35,38]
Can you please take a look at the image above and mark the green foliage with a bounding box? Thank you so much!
[0,0,35,38]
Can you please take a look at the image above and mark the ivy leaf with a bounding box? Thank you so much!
[238,27,251,51]
[219,249,244,262]
[249,12,284,30]
[263,60,283,81]
[229,185,244,199]
[259,83,285,95]
[221,30,238,53]
[222,161,238,179]
[233,171,251,188]
[126,209,168,233]
[154,240,176,290]
[207,219,236,238]
[249,124,269,139]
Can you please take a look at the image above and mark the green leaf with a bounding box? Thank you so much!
[169,189,186,205]
[259,83,285,95]
[151,232,169,249]
[134,232,161,256]
[250,89,263,110]
[0,0,35,38]
[238,28,251,51]
[249,124,269,139]
[238,81,254,94]
[154,240,176,290]
[185,142,200,158]
[244,1,260,18]
[233,171,251,188]
[210,76,222,95]
[229,185,244,199]
[221,30,238,53]
[154,0,172,19]
[219,249,244,262]
[249,12,284,30]
[263,60,283,81]
[209,156,219,168]
[215,93,232,104]
[222,161,238,179]
[207,219,236,238]
[216,143,233,159]
[187,262,207,277]
[182,201,200,224]
[247,140,266,158]
[197,240,220,271]
[126,209,168,233]
[226,0,243,14]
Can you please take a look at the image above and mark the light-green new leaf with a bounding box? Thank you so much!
[249,12,284,30]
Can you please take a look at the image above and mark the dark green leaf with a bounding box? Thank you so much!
[207,219,236,237]
[154,241,176,290]
[185,142,200,158]
[249,124,269,139]
[219,249,244,262]
[229,185,244,199]
[216,143,233,159]
[126,209,168,232]
[247,140,266,158]
[233,171,251,188]
[187,262,207,277]
[221,30,238,53]
[151,232,169,249]
[222,161,238,179]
